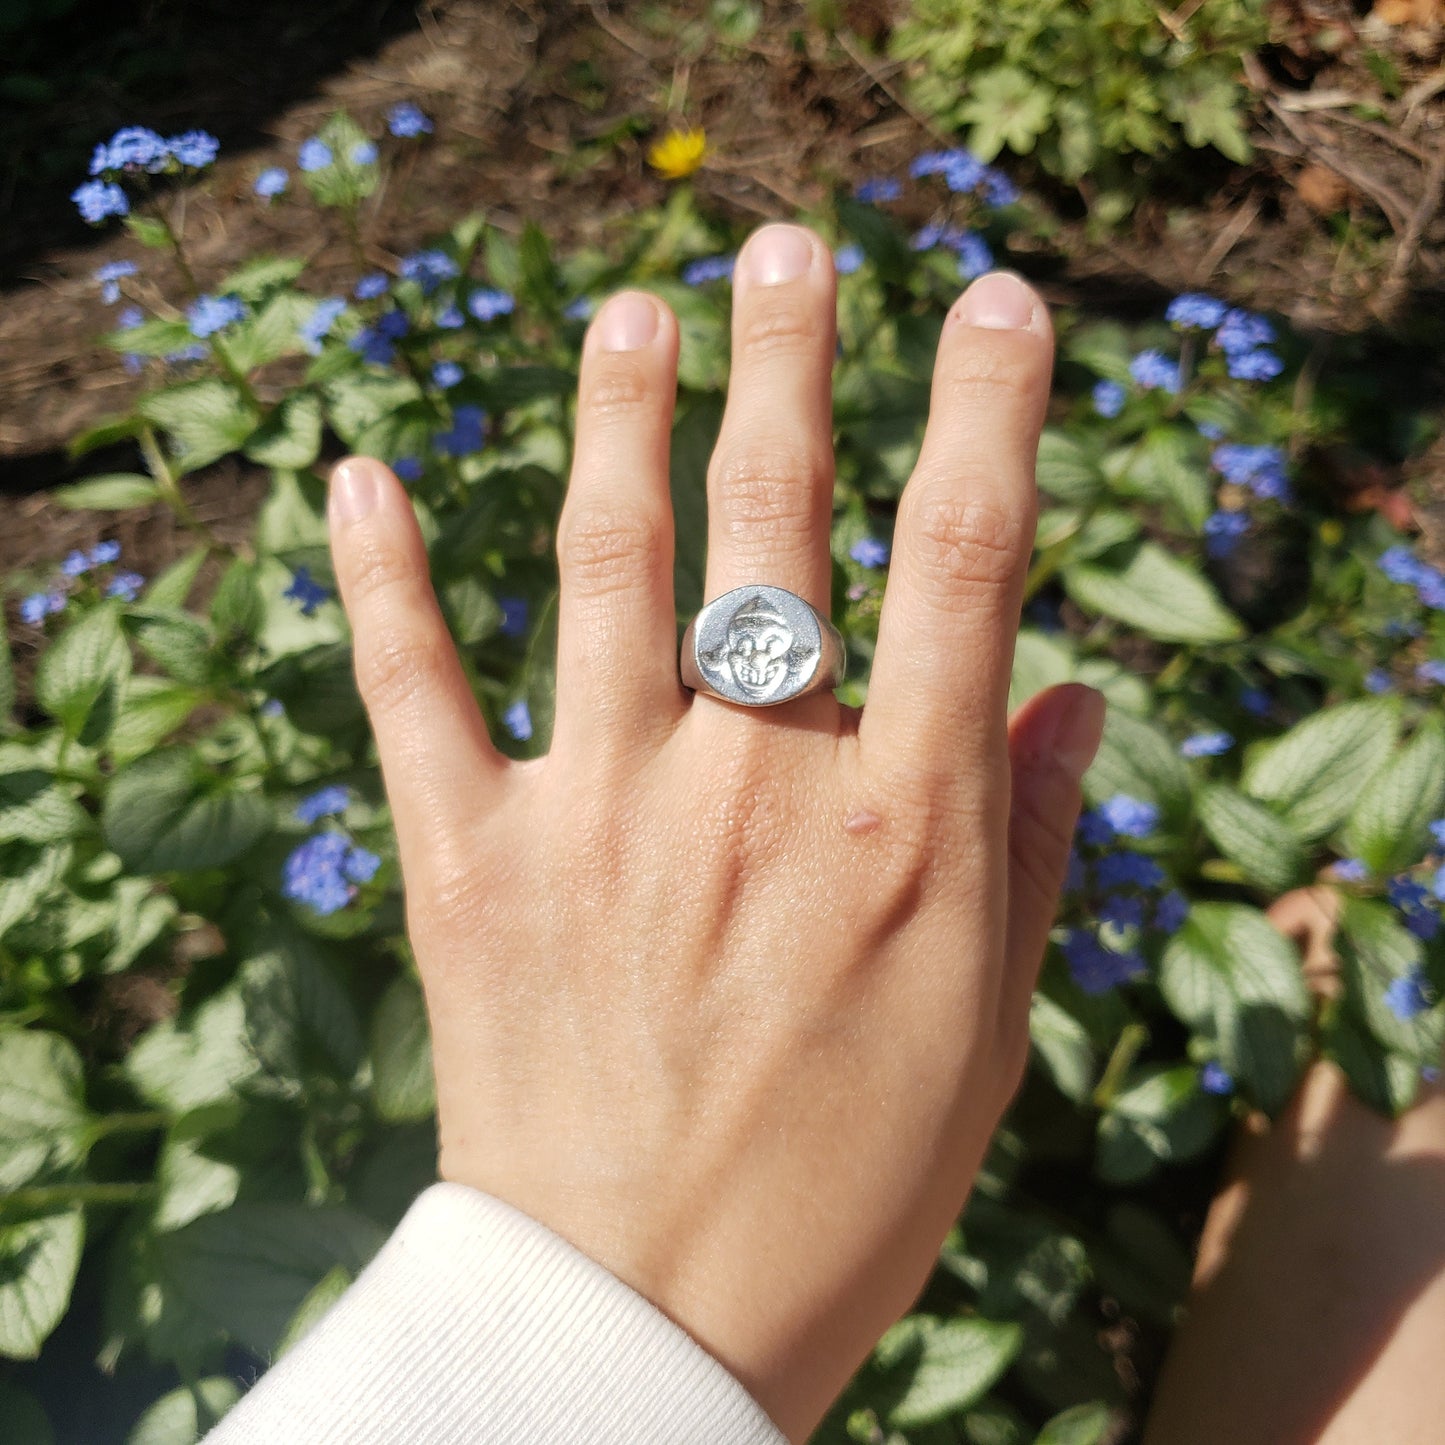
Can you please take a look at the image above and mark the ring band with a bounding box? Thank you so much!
[680,584,845,708]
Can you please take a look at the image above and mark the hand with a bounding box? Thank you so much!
[326,222,1105,1444]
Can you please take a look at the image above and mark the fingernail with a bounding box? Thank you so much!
[743,225,814,286]
[597,291,659,352]
[330,458,382,526]
[955,271,1037,330]
[1046,685,1108,778]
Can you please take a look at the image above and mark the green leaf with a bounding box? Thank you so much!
[125,214,172,249]
[219,254,307,301]
[139,379,260,473]
[874,1315,1024,1428]
[516,220,562,310]
[0,620,14,731]
[275,1264,351,1359]
[1028,994,1095,1104]
[1085,707,1192,822]
[1009,630,1074,711]
[1343,719,1445,875]
[0,1030,93,1192]
[836,194,914,282]
[0,763,88,846]
[52,473,162,511]
[255,469,329,556]
[1110,429,1210,532]
[1064,541,1243,644]
[145,546,208,610]
[244,392,323,469]
[240,929,364,1084]
[104,317,193,359]
[152,1203,385,1356]
[1324,1008,1422,1117]
[1195,784,1308,893]
[0,1382,53,1444]
[126,610,214,685]
[1063,321,1133,384]
[35,603,131,733]
[1159,903,1310,1112]
[227,292,315,373]
[0,1211,84,1359]
[103,750,269,873]
[1035,1402,1115,1445]
[125,987,259,1113]
[370,973,435,1123]
[126,1378,240,1445]
[152,1109,243,1234]
[649,280,729,393]
[670,394,724,620]
[323,373,421,450]
[1035,429,1102,505]
[0,846,71,944]
[1335,897,1444,1060]
[960,67,1054,157]
[1242,699,1399,841]
[478,366,577,409]
[110,679,206,764]
[210,558,264,640]
[1096,1066,1222,1185]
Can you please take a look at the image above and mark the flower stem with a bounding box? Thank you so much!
[86,1110,170,1142]
[1092,1021,1149,1110]
[139,425,228,552]
[1,1180,157,1213]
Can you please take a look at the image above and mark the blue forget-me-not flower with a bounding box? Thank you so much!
[255,167,289,198]
[187,294,246,339]
[503,700,533,742]
[296,785,351,825]
[298,138,333,172]
[1092,380,1126,418]
[387,102,433,137]
[283,566,332,616]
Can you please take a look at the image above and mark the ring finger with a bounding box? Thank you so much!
[703,223,838,613]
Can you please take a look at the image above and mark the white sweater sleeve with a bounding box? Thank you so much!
[204,1182,791,1445]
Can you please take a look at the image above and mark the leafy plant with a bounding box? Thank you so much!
[889,0,1268,219]
[2,106,1443,1443]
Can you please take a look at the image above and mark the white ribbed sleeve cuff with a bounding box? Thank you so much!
[205,1182,790,1445]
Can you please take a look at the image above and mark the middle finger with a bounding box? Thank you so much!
[703,224,838,613]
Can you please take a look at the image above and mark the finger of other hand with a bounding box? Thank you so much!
[997,683,1106,1032]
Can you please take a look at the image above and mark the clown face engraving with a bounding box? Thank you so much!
[721,597,794,699]
[688,584,828,706]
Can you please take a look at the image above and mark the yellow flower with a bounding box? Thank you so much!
[647,126,708,180]
[1319,519,1344,546]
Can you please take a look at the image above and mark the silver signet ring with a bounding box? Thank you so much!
[680,584,845,708]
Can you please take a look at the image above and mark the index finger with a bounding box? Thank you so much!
[858,272,1053,786]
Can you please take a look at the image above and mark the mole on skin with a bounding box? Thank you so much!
[844,809,883,836]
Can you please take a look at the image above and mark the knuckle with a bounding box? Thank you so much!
[345,532,416,607]
[708,444,830,545]
[941,330,1046,406]
[903,490,1031,604]
[735,300,823,361]
[557,499,665,593]
[354,625,453,719]
[582,358,653,419]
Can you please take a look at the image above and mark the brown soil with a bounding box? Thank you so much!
[2,0,1443,579]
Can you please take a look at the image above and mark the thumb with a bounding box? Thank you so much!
[999,682,1107,1024]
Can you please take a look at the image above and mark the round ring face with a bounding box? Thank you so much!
[691,585,823,706]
